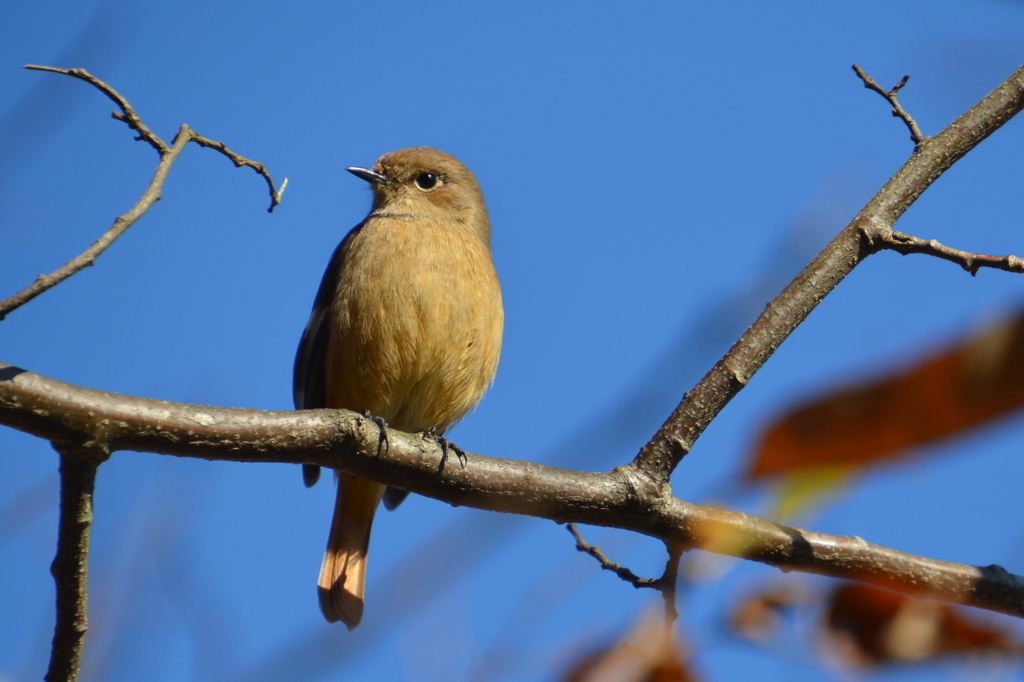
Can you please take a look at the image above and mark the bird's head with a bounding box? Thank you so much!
[347,147,490,245]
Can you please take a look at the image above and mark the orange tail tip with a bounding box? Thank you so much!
[317,474,385,629]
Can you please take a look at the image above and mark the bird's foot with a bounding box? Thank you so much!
[427,427,467,472]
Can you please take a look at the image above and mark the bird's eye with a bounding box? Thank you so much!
[414,172,440,191]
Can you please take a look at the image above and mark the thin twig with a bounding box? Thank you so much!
[660,543,683,624]
[852,64,926,145]
[24,64,168,153]
[45,446,106,682]
[567,524,684,624]
[567,523,662,589]
[0,131,191,321]
[874,229,1024,275]
[1,66,287,321]
[188,130,287,212]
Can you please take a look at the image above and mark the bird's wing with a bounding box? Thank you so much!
[293,232,354,411]
[293,229,359,488]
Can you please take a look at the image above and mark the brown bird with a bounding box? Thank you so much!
[293,147,503,629]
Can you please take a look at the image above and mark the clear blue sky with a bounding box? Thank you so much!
[2,2,1024,680]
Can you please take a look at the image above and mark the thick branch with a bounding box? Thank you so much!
[630,62,1024,484]
[3,363,1024,619]
[45,447,104,682]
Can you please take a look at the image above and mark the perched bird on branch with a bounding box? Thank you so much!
[293,147,503,629]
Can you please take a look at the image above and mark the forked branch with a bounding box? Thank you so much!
[0,66,286,322]
[3,364,1024,621]
[852,63,926,145]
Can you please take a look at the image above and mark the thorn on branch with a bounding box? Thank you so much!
[852,64,926,145]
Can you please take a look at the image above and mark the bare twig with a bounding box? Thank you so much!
[5,62,1024,668]
[45,446,106,682]
[188,130,287,211]
[873,229,1024,275]
[567,524,684,624]
[567,523,662,589]
[630,62,1024,486]
[24,65,168,153]
[0,66,287,321]
[661,543,683,624]
[852,64,926,145]
[0,131,191,321]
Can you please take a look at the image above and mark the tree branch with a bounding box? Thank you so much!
[3,363,1024,620]
[24,64,169,153]
[852,64,926,145]
[629,62,1024,486]
[187,130,288,211]
[0,129,191,321]
[874,229,1024,275]
[45,446,105,682]
[567,522,664,589]
[0,66,287,322]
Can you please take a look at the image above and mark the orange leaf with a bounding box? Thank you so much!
[824,583,1019,665]
[560,611,698,682]
[748,312,1024,479]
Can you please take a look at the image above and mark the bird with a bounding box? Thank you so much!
[292,147,503,629]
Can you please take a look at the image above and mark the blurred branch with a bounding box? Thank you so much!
[3,363,1024,620]
[45,446,106,682]
[630,62,1024,486]
[0,66,286,322]
[852,64,925,145]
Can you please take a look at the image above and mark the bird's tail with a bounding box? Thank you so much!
[318,473,386,629]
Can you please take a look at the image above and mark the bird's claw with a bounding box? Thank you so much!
[365,411,389,457]
[428,427,467,473]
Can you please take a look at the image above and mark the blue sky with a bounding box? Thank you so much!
[2,2,1024,680]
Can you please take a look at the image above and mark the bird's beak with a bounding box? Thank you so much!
[346,167,388,185]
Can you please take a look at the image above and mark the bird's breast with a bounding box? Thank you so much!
[323,216,503,434]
